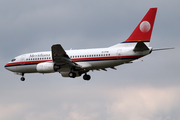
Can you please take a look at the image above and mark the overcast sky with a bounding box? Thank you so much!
[1,0,180,120]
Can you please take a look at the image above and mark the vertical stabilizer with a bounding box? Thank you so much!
[123,8,157,45]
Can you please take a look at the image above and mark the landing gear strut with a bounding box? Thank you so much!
[20,73,25,81]
[83,74,91,81]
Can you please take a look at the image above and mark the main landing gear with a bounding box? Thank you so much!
[20,73,25,81]
[83,74,91,81]
[68,72,76,78]
[68,71,91,81]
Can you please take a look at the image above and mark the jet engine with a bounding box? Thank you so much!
[36,62,55,73]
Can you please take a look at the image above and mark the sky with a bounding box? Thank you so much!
[0,0,180,120]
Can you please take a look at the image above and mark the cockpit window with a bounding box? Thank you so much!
[11,59,16,62]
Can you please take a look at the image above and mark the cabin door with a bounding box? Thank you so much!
[117,49,121,59]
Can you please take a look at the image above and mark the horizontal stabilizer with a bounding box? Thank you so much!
[152,48,174,51]
[133,41,149,51]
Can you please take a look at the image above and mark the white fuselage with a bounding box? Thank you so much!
[5,45,151,74]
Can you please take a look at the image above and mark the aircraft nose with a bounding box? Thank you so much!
[4,63,9,70]
[4,63,14,72]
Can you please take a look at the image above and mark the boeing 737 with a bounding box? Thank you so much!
[4,8,172,81]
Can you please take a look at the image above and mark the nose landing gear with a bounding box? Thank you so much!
[83,74,91,81]
[20,73,25,81]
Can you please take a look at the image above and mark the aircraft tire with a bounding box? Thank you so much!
[21,77,25,81]
[83,74,91,81]
[68,72,76,78]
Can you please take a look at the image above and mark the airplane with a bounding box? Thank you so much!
[4,7,173,81]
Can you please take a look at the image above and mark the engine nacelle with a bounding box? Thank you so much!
[36,62,55,73]
[61,72,81,77]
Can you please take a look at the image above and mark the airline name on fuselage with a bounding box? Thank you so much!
[30,53,50,57]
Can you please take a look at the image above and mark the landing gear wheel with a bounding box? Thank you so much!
[20,73,25,81]
[83,74,91,81]
[21,77,25,81]
[68,72,76,78]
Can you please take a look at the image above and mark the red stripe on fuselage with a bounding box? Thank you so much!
[5,60,52,67]
[5,55,144,67]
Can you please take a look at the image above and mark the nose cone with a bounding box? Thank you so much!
[4,63,10,70]
[4,63,14,72]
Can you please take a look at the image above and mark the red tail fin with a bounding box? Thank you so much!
[123,8,157,43]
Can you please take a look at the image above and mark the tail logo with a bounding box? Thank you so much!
[123,8,157,43]
[140,21,151,33]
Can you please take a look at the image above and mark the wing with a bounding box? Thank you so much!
[51,44,80,68]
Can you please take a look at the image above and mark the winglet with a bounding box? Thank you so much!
[123,8,157,44]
